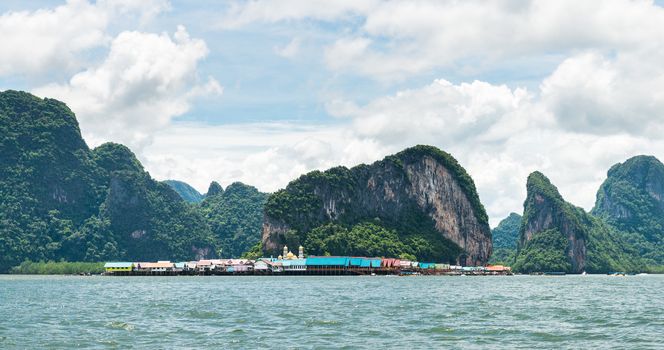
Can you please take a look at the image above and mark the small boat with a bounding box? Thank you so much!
[581,271,587,276]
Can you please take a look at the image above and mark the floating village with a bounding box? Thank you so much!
[103,245,512,276]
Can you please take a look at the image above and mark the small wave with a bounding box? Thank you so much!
[427,326,455,334]
[187,310,220,319]
[530,331,565,342]
[305,319,341,327]
[97,339,119,346]
[105,321,134,331]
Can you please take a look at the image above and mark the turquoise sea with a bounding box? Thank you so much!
[0,275,662,349]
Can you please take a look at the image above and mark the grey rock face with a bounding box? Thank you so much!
[262,146,492,265]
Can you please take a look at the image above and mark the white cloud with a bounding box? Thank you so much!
[541,50,664,137]
[222,0,664,79]
[142,122,355,193]
[323,76,664,226]
[6,0,664,229]
[335,0,664,78]
[34,26,221,152]
[220,0,378,28]
[138,69,664,227]
[274,37,301,58]
[0,0,169,77]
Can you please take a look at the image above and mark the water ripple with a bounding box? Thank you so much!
[0,275,662,349]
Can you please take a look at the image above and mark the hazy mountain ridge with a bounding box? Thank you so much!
[489,213,521,264]
[164,180,205,203]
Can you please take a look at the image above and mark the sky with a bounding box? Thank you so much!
[2,0,664,227]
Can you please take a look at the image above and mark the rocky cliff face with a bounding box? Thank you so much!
[515,171,643,274]
[262,145,492,265]
[592,155,664,264]
[517,172,587,273]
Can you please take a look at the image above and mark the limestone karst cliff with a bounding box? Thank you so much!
[592,155,664,265]
[515,171,642,273]
[262,145,492,265]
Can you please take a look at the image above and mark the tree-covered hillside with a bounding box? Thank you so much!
[489,213,521,264]
[0,91,222,271]
[0,91,106,271]
[593,155,664,265]
[199,182,268,258]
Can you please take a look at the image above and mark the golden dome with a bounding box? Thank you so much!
[286,251,295,259]
[277,255,283,260]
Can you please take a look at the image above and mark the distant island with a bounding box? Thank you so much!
[1,90,663,274]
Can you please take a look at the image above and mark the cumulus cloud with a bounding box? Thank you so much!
[542,50,664,137]
[274,37,302,58]
[205,0,664,226]
[141,70,664,226]
[6,0,664,228]
[142,122,354,193]
[220,0,378,28]
[0,0,169,77]
[222,0,664,79]
[323,75,664,226]
[34,26,222,151]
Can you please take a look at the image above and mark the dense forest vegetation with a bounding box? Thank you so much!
[10,261,104,274]
[592,155,664,266]
[2,90,663,273]
[0,91,265,272]
[199,182,268,257]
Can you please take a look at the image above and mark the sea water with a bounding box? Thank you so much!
[0,275,662,349]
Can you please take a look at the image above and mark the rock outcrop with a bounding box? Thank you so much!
[515,171,642,273]
[516,172,588,273]
[592,155,664,264]
[262,145,492,265]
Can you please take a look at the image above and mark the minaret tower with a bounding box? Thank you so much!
[298,246,304,259]
[283,245,288,259]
